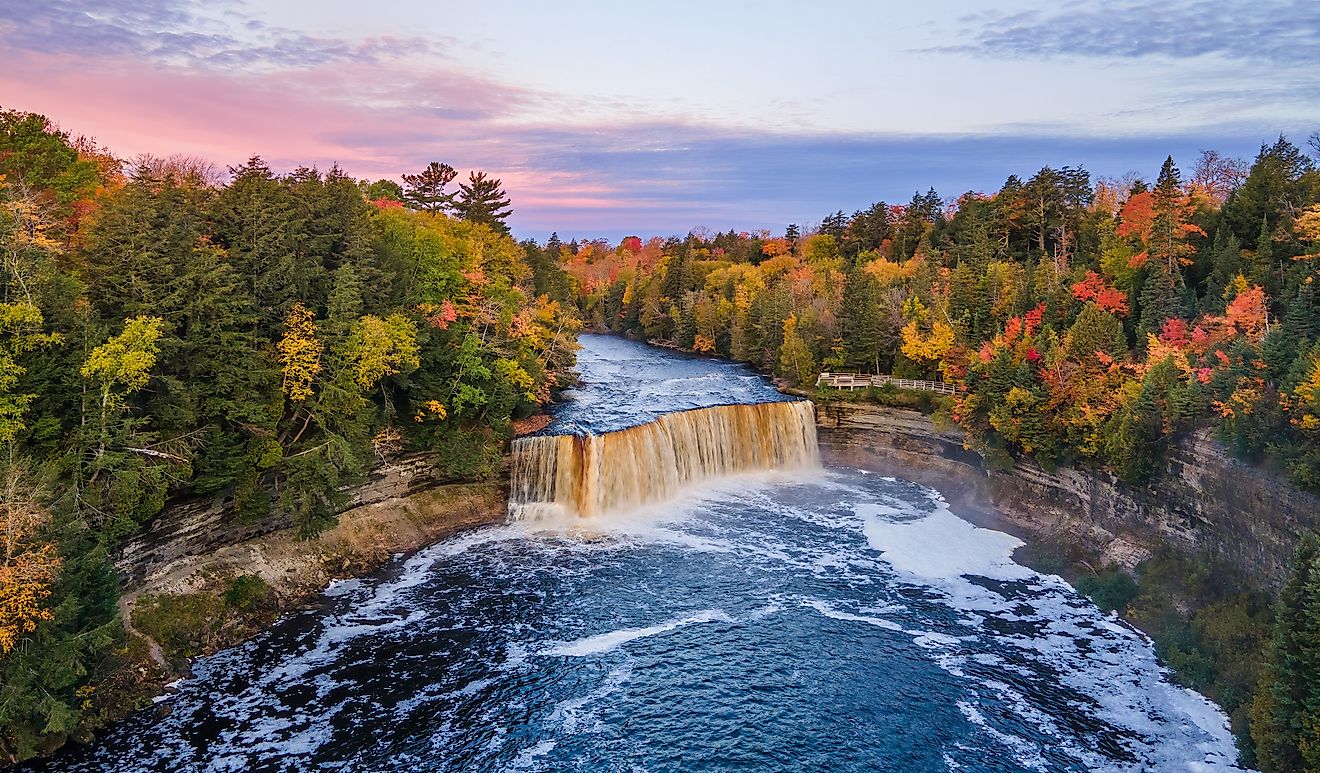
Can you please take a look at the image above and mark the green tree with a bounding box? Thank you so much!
[362,178,404,202]
[1064,303,1127,368]
[838,269,897,373]
[210,157,317,336]
[1252,534,1320,772]
[401,161,458,213]
[454,171,513,234]
[1138,261,1182,343]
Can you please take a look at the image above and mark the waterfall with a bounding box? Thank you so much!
[509,401,819,520]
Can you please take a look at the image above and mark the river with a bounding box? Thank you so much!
[40,334,1243,772]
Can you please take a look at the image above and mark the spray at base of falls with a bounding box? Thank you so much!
[509,401,819,520]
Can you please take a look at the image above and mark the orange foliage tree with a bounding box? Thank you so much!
[0,464,60,655]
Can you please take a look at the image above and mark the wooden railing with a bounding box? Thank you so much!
[815,372,958,395]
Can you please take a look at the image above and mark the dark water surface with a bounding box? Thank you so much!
[543,334,788,434]
[38,335,1242,772]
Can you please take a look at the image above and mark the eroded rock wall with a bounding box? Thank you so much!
[115,454,473,589]
[815,401,1320,589]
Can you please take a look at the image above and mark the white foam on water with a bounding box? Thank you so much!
[799,597,906,633]
[957,700,1049,772]
[509,740,557,770]
[850,484,1246,771]
[858,497,1030,585]
[322,577,366,598]
[546,664,633,734]
[541,610,733,657]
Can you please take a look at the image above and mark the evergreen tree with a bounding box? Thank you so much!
[1065,304,1127,367]
[1223,136,1316,250]
[1106,368,1166,484]
[1149,156,1195,273]
[838,269,896,373]
[1205,227,1243,312]
[454,171,513,234]
[362,178,403,202]
[1252,534,1320,772]
[1251,216,1280,295]
[401,161,457,213]
[1137,262,1181,343]
[820,210,848,240]
[209,156,312,336]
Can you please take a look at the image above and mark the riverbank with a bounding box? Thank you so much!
[810,397,1320,587]
[5,466,508,767]
[809,397,1302,753]
[115,478,506,694]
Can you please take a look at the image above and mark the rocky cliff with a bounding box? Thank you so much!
[815,400,1320,589]
[115,453,497,591]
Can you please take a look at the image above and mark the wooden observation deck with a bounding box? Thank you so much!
[815,373,958,395]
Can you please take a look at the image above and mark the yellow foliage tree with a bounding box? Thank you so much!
[863,256,919,287]
[1294,356,1320,431]
[276,303,322,402]
[347,314,419,390]
[900,320,955,369]
[0,464,59,654]
[779,313,818,386]
[1294,204,1320,260]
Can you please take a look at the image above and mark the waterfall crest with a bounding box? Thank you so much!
[509,401,819,520]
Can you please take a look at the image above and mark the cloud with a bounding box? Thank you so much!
[0,1,1308,241]
[942,0,1320,63]
[0,0,446,70]
[476,126,1278,239]
[0,42,1288,241]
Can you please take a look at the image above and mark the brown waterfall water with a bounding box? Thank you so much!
[509,400,819,520]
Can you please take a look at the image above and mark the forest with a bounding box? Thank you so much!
[561,137,1320,770]
[0,109,578,761]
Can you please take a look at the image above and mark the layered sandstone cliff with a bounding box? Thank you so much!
[815,400,1320,589]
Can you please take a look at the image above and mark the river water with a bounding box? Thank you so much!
[42,334,1243,772]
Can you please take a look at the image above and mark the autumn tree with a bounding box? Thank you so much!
[78,316,173,535]
[779,313,817,386]
[0,463,59,655]
[1149,156,1204,273]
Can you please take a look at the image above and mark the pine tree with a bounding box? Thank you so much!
[1205,227,1243,312]
[1065,304,1127,368]
[1251,216,1280,296]
[1252,534,1320,772]
[454,171,513,234]
[1138,261,1181,343]
[838,269,896,373]
[1223,136,1316,250]
[401,162,457,213]
[209,157,311,336]
[1106,373,1165,484]
[1150,156,1195,273]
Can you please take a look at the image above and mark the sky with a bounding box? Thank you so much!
[2,0,1318,241]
